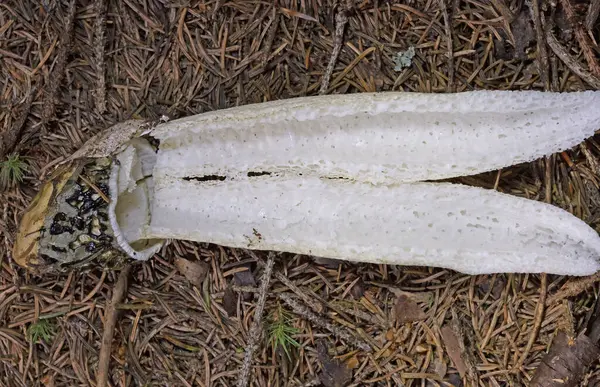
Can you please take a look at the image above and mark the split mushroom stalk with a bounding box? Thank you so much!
[13,90,600,275]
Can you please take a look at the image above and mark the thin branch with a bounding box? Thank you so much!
[514,273,547,371]
[261,8,279,67]
[546,271,600,305]
[558,0,600,76]
[546,29,600,89]
[41,0,77,129]
[491,0,516,22]
[438,0,455,91]
[278,292,372,352]
[94,0,107,113]
[528,0,550,90]
[236,252,276,387]
[319,8,349,94]
[0,85,34,160]
[581,142,600,176]
[96,264,132,387]
[586,0,600,31]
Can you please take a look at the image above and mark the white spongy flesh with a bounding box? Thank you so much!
[150,90,600,184]
[146,175,600,276]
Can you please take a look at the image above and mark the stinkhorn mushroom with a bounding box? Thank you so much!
[13,90,600,275]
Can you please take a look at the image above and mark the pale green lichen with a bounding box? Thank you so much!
[393,46,416,71]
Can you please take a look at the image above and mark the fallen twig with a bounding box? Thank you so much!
[558,0,600,76]
[546,271,600,305]
[319,6,350,94]
[580,142,600,176]
[94,0,107,113]
[532,297,600,386]
[0,86,34,161]
[41,0,77,129]
[278,292,371,352]
[491,0,516,22]
[96,264,132,387]
[546,29,600,89]
[515,273,547,372]
[236,252,276,387]
[442,308,479,384]
[528,0,550,90]
[261,8,279,67]
[530,331,600,386]
[544,156,553,204]
[586,0,600,31]
[437,0,455,91]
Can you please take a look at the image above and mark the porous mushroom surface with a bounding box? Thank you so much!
[151,90,600,184]
[13,90,600,275]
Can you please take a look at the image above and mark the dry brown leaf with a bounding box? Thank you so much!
[476,275,506,299]
[440,325,467,378]
[175,258,208,288]
[393,294,427,324]
[447,373,463,387]
[233,266,257,301]
[509,7,535,60]
[387,287,433,304]
[530,332,600,387]
[385,328,395,341]
[317,340,352,387]
[279,7,318,22]
[233,268,256,287]
[222,286,237,317]
[41,375,55,387]
[440,309,479,384]
[430,356,447,379]
[345,355,360,369]
[349,277,365,299]
[313,256,344,269]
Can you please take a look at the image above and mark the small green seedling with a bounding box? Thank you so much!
[268,303,300,359]
[27,319,55,344]
[0,153,28,189]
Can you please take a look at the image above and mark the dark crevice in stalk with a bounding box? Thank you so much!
[247,171,272,177]
[183,175,227,182]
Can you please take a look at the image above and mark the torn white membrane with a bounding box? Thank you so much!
[108,90,600,275]
[108,138,163,261]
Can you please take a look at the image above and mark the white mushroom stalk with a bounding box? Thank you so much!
[13,90,600,275]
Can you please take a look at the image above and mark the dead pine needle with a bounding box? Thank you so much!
[514,273,548,372]
[546,29,600,89]
[41,0,77,129]
[558,0,600,77]
[319,7,350,94]
[586,0,600,31]
[437,0,455,91]
[97,264,132,387]
[547,271,600,305]
[94,0,108,113]
[0,86,34,161]
[236,252,276,387]
[544,156,553,204]
[580,142,600,177]
[277,292,372,352]
[528,0,550,90]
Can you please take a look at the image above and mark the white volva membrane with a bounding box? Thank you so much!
[108,139,162,261]
[150,90,600,184]
[105,90,600,275]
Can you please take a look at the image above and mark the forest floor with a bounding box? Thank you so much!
[1,0,600,386]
